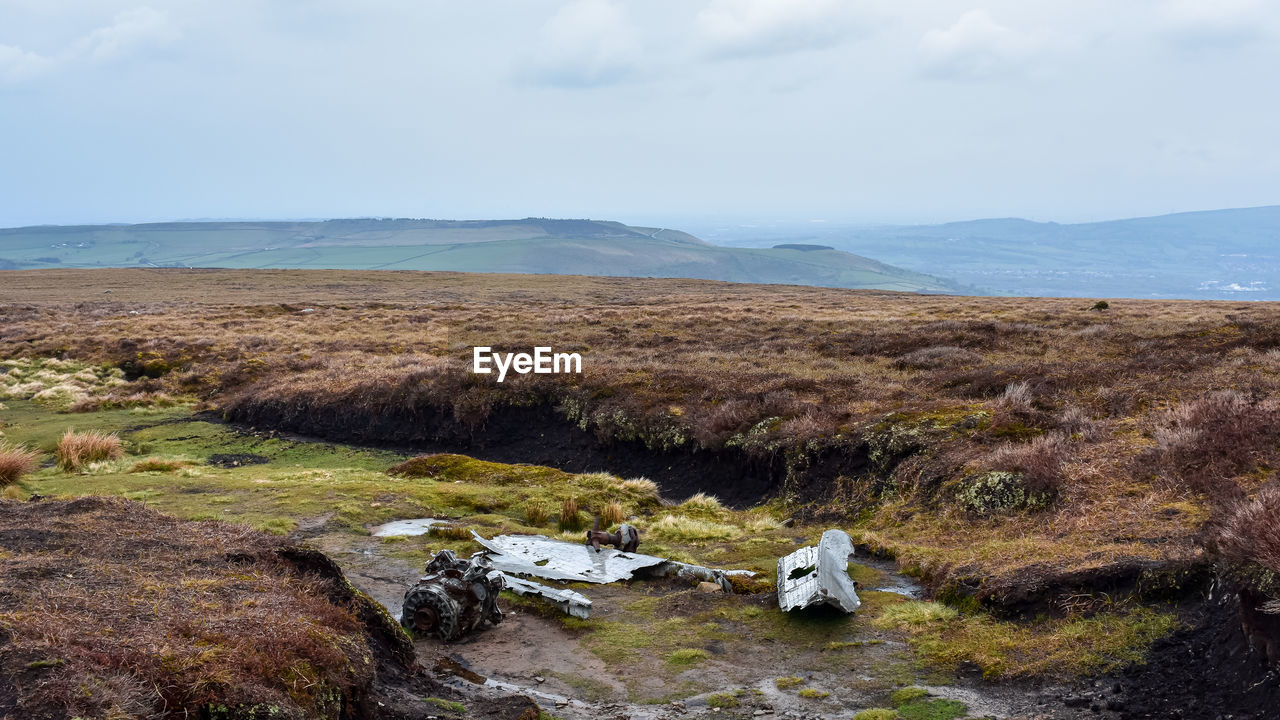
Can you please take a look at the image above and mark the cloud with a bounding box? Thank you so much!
[0,6,179,86]
[0,43,55,84]
[1161,0,1270,50]
[694,0,859,60]
[918,10,1040,81]
[77,7,180,62]
[521,0,642,88]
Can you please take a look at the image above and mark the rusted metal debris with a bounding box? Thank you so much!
[471,531,752,592]
[777,529,861,613]
[401,550,505,640]
[585,519,640,553]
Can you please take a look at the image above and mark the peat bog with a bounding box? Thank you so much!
[2,268,1279,718]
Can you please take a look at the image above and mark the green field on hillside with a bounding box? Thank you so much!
[0,217,969,293]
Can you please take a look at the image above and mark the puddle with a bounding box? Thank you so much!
[370,518,447,537]
[856,554,926,599]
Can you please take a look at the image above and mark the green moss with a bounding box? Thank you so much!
[666,648,709,666]
[954,471,1052,515]
[775,676,804,690]
[989,421,1042,440]
[890,687,929,706]
[897,699,967,720]
[852,710,899,720]
[798,688,829,699]
[24,658,65,670]
[707,692,740,708]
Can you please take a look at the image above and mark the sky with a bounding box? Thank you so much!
[1,0,1278,228]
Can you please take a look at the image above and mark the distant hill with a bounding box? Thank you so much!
[0,218,970,294]
[692,206,1280,300]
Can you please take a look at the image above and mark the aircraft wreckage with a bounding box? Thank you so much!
[777,529,861,613]
[401,527,862,640]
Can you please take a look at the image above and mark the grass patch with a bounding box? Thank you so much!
[646,514,739,542]
[798,688,829,699]
[890,687,929,706]
[666,648,709,666]
[128,457,188,473]
[897,699,967,720]
[852,710,898,720]
[707,692,739,708]
[422,697,466,713]
[775,676,804,690]
[873,601,958,630]
[874,600,1177,678]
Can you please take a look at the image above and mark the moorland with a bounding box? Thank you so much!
[2,268,1279,719]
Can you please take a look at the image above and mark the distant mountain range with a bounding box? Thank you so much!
[0,218,969,294]
[690,206,1280,300]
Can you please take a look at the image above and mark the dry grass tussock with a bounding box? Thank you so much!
[0,442,39,485]
[56,429,124,471]
[524,500,550,527]
[600,501,625,526]
[0,496,387,718]
[559,497,583,532]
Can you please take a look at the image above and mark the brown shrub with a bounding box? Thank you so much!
[0,443,39,485]
[1151,390,1280,497]
[994,381,1035,416]
[1212,483,1280,578]
[55,430,124,471]
[1056,406,1102,441]
[986,433,1069,496]
[559,497,583,532]
[0,496,385,718]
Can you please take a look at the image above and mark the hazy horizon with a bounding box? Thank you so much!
[2,201,1278,234]
[3,1,1278,228]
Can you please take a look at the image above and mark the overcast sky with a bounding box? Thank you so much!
[1,0,1277,228]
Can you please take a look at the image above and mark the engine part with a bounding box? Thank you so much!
[400,550,505,641]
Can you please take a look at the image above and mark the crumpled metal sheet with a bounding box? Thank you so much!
[777,529,861,613]
[471,531,667,583]
[500,574,593,619]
